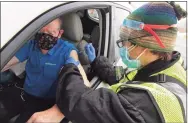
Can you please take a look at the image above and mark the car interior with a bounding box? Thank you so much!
[0,8,102,123]
[60,10,100,80]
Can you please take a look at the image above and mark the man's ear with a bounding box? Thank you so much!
[58,30,64,38]
[40,24,49,33]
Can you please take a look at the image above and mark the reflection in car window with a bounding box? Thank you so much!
[88,9,99,21]
[175,33,187,69]
[114,8,129,61]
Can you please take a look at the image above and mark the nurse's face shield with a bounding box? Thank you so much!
[120,19,177,48]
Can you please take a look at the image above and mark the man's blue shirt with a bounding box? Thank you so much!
[15,39,76,98]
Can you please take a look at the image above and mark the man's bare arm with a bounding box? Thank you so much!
[27,104,64,123]
[1,56,20,72]
[70,50,91,87]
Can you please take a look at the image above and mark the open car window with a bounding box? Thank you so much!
[1,6,104,83]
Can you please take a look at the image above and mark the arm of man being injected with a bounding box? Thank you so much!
[70,50,91,87]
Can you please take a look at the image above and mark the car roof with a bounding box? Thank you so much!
[1,2,66,47]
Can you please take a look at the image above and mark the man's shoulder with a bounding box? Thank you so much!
[23,40,36,48]
[58,39,76,50]
[27,40,35,44]
[59,39,74,46]
[55,39,77,60]
[20,40,35,49]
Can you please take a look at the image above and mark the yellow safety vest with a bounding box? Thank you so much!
[110,58,187,123]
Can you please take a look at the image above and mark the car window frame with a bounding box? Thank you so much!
[0,2,115,69]
[92,5,132,89]
[107,6,131,63]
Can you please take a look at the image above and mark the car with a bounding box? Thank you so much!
[0,1,187,123]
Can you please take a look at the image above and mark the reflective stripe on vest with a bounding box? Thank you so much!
[115,83,184,123]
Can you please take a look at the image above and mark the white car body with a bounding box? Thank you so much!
[1,2,65,47]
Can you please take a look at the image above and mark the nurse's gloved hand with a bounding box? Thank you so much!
[65,57,80,66]
[85,43,96,63]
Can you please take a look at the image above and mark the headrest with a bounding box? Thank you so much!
[61,13,83,42]
[77,10,85,18]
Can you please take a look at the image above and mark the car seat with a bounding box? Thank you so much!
[61,13,90,73]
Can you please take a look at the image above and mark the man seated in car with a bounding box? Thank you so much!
[0,18,90,123]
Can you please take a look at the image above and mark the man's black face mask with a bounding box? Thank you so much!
[35,33,58,50]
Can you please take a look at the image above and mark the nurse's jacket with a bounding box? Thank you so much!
[56,51,187,123]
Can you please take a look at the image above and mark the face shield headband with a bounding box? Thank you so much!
[122,19,177,48]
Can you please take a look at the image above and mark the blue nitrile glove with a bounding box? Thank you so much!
[85,43,96,63]
[65,57,80,66]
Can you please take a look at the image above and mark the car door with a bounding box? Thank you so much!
[94,3,132,89]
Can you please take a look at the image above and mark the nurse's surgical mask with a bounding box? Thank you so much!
[119,44,147,69]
